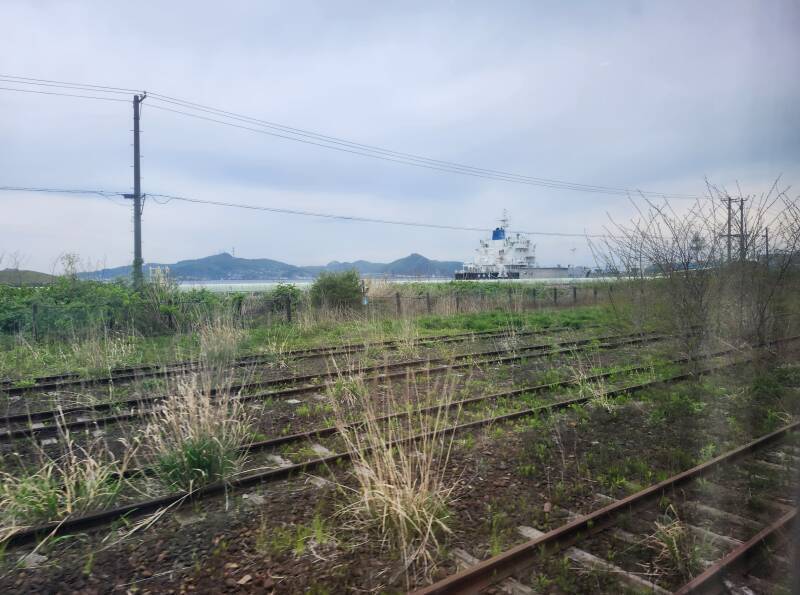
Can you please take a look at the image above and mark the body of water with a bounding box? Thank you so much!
[178,276,610,292]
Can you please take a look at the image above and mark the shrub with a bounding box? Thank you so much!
[309,270,362,309]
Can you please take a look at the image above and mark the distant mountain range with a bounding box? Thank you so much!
[81,252,463,281]
[0,268,57,286]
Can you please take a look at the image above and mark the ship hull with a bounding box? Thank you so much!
[455,267,588,280]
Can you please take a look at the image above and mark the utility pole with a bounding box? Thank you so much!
[726,195,732,263]
[129,92,147,289]
[738,197,746,262]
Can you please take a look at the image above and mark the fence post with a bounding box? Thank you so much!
[31,303,39,341]
[552,287,557,305]
[395,292,402,317]
[532,288,537,309]
[426,292,432,314]
[455,293,461,313]
[285,294,292,323]
[572,286,577,304]
[508,287,513,311]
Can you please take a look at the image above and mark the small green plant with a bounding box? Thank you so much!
[487,506,508,556]
[699,443,718,461]
[647,505,702,581]
[256,513,331,557]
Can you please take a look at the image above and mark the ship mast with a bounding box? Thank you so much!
[499,209,509,231]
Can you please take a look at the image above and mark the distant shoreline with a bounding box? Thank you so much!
[178,277,610,292]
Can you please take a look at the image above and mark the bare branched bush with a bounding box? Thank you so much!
[329,373,461,586]
[592,178,800,361]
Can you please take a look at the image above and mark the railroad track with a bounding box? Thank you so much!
[0,329,665,442]
[0,324,593,395]
[2,340,779,550]
[414,427,799,594]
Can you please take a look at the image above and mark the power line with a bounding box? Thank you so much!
[0,185,605,238]
[0,85,130,103]
[0,74,139,94]
[147,103,631,194]
[146,92,701,200]
[148,192,607,238]
[0,77,133,96]
[0,73,706,200]
[0,185,125,197]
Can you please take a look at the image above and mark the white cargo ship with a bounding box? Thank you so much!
[455,213,588,280]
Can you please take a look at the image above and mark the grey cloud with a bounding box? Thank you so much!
[1,0,798,272]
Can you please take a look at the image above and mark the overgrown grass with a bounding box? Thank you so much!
[646,505,703,582]
[0,430,131,538]
[141,316,252,491]
[329,372,461,586]
[1,304,616,382]
[142,373,252,491]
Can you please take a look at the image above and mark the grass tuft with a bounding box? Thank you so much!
[329,371,461,586]
[0,429,130,536]
[143,373,252,491]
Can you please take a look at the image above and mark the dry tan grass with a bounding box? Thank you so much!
[141,315,252,491]
[645,505,703,582]
[141,372,253,491]
[328,371,461,586]
[0,422,133,538]
[195,312,243,378]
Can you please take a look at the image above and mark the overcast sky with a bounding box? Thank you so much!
[1,1,798,273]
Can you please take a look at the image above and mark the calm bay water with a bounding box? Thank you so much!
[177,277,606,293]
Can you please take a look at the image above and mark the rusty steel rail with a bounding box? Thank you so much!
[411,421,800,595]
[2,348,732,550]
[673,507,796,595]
[0,330,662,441]
[118,348,715,479]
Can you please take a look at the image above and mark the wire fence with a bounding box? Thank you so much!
[1,284,614,342]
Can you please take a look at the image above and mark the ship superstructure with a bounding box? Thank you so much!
[456,213,537,279]
[455,212,590,280]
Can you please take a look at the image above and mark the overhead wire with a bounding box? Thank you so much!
[0,74,139,94]
[0,73,707,200]
[0,185,126,197]
[146,92,700,199]
[147,192,607,238]
[0,185,604,238]
[0,86,129,103]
